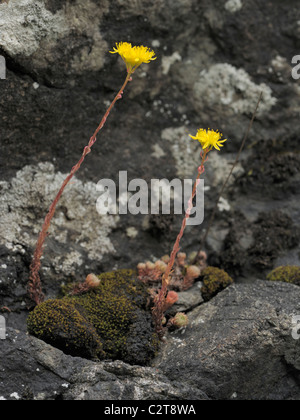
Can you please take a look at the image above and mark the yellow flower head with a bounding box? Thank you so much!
[189,128,227,151]
[110,42,157,72]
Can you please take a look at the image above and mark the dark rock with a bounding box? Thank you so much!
[0,327,209,400]
[170,281,204,315]
[217,210,300,281]
[153,281,300,400]
[0,0,300,315]
[0,0,300,401]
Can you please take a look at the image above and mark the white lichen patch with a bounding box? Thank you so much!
[0,0,108,73]
[194,63,277,116]
[270,55,292,82]
[271,55,288,71]
[151,39,161,48]
[217,196,231,212]
[225,0,243,13]
[52,251,83,276]
[0,0,64,57]
[0,163,119,275]
[9,392,20,400]
[161,126,199,178]
[161,52,182,75]
[151,144,166,159]
[126,227,138,239]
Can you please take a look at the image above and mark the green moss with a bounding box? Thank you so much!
[27,299,105,359]
[201,266,234,301]
[27,269,159,364]
[266,265,300,286]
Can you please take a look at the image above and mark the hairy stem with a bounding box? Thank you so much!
[28,72,133,306]
[152,149,208,336]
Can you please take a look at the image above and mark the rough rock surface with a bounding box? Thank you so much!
[0,327,209,400]
[0,162,119,318]
[0,0,300,401]
[2,281,300,400]
[153,281,300,400]
[0,0,299,292]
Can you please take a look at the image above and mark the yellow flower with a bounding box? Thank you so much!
[189,128,227,151]
[110,42,156,72]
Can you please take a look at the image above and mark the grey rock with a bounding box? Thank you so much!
[0,0,300,401]
[0,0,299,295]
[2,281,300,400]
[194,63,277,117]
[153,281,300,400]
[0,163,119,312]
[0,162,118,267]
[0,0,109,82]
[0,327,209,400]
[170,281,204,314]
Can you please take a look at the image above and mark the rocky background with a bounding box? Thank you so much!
[0,0,300,400]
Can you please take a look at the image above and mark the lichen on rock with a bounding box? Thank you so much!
[27,269,160,365]
[0,163,119,277]
[0,0,108,77]
[194,63,277,116]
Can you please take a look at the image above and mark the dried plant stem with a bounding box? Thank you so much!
[28,71,133,306]
[152,149,208,336]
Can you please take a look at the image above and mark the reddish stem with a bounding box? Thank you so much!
[152,149,208,336]
[28,72,133,306]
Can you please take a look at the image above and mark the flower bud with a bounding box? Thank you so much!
[159,262,167,273]
[154,260,167,273]
[137,262,146,271]
[161,255,170,264]
[177,252,186,266]
[146,261,155,270]
[154,260,163,269]
[186,265,201,279]
[85,273,100,288]
[163,290,178,311]
[172,312,189,328]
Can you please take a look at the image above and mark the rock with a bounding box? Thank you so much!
[3,280,300,400]
[1,0,300,299]
[153,281,300,400]
[224,0,243,13]
[216,209,300,281]
[1,0,300,400]
[0,163,119,312]
[193,63,277,117]
[0,327,209,400]
[0,0,109,85]
[169,281,204,315]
